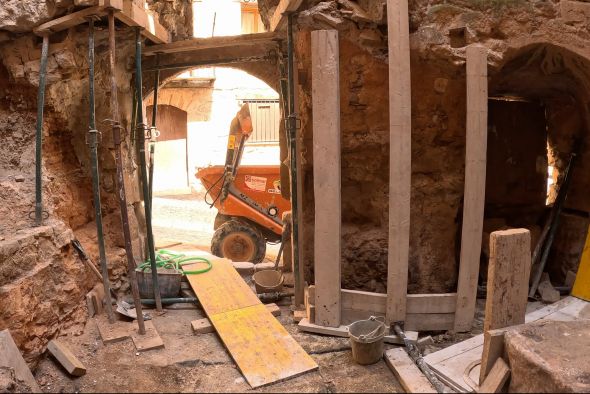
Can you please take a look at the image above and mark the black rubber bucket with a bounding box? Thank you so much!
[135,268,182,299]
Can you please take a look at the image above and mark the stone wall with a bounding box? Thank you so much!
[263,0,590,293]
[0,10,150,364]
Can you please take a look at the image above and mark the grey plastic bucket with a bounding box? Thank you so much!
[348,316,386,365]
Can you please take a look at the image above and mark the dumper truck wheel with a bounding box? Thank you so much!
[211,220,266,264]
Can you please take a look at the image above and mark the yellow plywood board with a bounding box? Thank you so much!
[184,257,260,316]
[210,304,318,388]
[573,229,590,301]
[185,255,318,388]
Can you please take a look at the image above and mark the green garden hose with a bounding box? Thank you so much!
[137,249,212,275]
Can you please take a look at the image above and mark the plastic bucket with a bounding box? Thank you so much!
[252,270,284,294]
[348,316,386,365]
[136,268,182,299]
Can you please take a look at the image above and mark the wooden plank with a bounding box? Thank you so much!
[297,318,418,345]
[34,6,110,35]
[386,0,412,325]
[191,303,282,334]
[478,358,510,393]
[484,229,531,332]
[114,0,169,43]
[479,330,505,384]
[95,316,134,344]
[143,32,280,55]
[405,313,455,332]
[131,320,164,352]
[573,227,590,301]
[0,330,41,392]
[341,290,457,314]
[47,340,86,376]
[384,348,436,393]
[311,29,341,328]
[184,257,260,316]
[454,45,488,332]
[270,0,304,31]
[210,304,317,388]
[185,255,317,387]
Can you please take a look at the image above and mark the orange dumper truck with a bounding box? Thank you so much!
[196,104,291,264]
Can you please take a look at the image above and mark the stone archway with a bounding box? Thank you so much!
[486,42,590,283]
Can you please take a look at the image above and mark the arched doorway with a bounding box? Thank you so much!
[484,43,590,284]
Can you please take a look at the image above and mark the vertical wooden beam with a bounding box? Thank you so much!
[480,228,530,383]
[386,0,412,325]
[312,30,341,327]
[454,45,488,332]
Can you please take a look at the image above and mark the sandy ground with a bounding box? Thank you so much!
[151,190,281,262]
[33,190,486,393]
[34,302,405,393]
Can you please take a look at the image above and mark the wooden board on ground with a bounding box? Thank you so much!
[210,304,317,388]
[131,320,164,352]
[96,316,134,344]
[478,358,510,393]
[185,255,318,388]
[185,257,260,316]
[384,348,436,393]
[297,318,418,345]
[191,303,281,334]
[47,339,86,376]
[0,330,41,392]
[424,296,590,392]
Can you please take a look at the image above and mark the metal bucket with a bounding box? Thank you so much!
[348,316,386,365]
[136,268,182,299]
[252,270,284,294]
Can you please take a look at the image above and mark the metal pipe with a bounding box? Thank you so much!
[108,11,146,335]
[88,18,115,323]
[134,27,163,311]
[142,56,272,72]
[529,152,577,298]
[393,324,449,393]
[148,53,160,205]
[34,35,49,226]
[141,297,198,305]
[286,13,303,306]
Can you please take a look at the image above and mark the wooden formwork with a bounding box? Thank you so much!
[299,0,489,336]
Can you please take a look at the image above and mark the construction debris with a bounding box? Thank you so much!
[0,330,40,392]
[46,340,86,377]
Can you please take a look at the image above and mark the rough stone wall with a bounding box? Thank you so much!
[271,0,590,293]
[0,19,143,363]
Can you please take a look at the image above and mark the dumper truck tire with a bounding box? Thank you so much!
[211,220,266,264]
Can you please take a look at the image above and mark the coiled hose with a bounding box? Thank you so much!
[136,249,212,275]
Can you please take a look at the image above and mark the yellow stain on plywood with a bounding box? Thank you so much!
[573,229,590,302]
[185,254,318,388]
[184,257,260,316]
[210,304,318,388]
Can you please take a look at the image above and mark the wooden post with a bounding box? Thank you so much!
[312,30,341,327]
[480,228,530,383]
[454,45,488,332]
[386,0,412,325]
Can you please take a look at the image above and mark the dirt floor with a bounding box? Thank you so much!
[34,303,405,393]
[32,189,483,393]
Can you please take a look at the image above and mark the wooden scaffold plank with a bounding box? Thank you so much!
[311,29,342,328]
[454,44,488,332]
[386,0,412,325]
[270,0,304,31]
